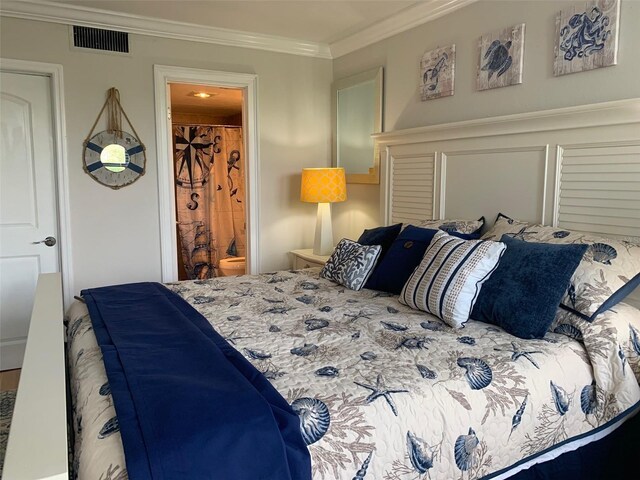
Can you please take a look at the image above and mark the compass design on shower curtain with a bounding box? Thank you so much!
[174,126,214,188]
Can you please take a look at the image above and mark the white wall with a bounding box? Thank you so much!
[0,17,332,293]
[332,0,640,238]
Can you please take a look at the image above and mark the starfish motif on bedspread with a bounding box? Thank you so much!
[354,374,409,416]
[344,310,374,322]
[223,330,250,346]
[495,342,543,369]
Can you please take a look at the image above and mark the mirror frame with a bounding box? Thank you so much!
[332,67,383,185]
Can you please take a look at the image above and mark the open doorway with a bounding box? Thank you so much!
[170,83,246,280]
[154,66,259,283]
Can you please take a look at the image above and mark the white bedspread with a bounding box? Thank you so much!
[66,269,640,479]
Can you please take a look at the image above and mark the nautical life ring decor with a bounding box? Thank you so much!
[83,88,146,189]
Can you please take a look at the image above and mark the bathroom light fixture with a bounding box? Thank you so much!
[189,91,215,99]
[300,167,347,255]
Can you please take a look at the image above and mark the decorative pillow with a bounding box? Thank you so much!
[416,217,485,236]
[399,231,506,328]
[365,226,478,294]
[471,235,588,339]
[482,213,640,321]
[320,239,381,291]
[357,223,402,260]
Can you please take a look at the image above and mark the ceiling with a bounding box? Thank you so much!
[170,83,243,115]
[3,0,476,57]
[49,0,418,44]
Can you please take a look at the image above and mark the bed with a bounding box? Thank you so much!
[7,99,640,480]
[66,98,640,479]
[66,267,640,480]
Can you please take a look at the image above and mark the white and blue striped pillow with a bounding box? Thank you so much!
[400,231,506,328]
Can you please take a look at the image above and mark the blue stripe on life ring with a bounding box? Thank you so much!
[127,162,144,174]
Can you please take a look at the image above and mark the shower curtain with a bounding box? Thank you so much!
[174,125,245,279]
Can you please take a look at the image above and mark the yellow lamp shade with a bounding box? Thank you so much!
[300,168,347,203]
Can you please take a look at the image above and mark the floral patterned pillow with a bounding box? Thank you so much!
[482,214,640,321]
[414,217,485,236]
[320,239,381,291]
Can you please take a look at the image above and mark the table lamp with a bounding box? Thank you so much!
[300,167,347,255]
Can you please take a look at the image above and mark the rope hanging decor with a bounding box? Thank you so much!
[82,87,146,189]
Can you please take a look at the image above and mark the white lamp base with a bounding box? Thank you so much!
[313,202,334,256]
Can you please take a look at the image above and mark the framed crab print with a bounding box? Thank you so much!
[553,0,620,76]
[477,23,525,91]
[420,44,455,101]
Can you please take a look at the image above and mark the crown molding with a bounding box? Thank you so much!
[0,0,332,59]
[330,0,478,58]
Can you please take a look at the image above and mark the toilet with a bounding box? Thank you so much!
[218,256,246,277]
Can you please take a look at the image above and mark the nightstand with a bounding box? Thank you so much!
[290,249,330,270]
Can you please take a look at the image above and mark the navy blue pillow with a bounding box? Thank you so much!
[357,223,402,260]
[471,235,588,339]
[365,226,478,294]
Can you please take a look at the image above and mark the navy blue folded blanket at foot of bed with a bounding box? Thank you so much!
[83,282,311,480]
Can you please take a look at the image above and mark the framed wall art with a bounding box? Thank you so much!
[477,23,525,91]
[554,0,620,76]
[420,44,455,101]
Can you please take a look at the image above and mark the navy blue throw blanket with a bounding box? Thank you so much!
[83,282,311,480]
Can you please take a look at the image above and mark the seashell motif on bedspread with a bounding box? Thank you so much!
[352,451,373,480]
[360,351,377,361]
[580,382,597,415]
[457,357,493,390]
[305,318,329,331]
[550,381,571,416]
[508,395,527,440]
[291,343,319,357]
[416,364,437,379]
[454,427,479,471]
[406,431,439,474]
[315,366,339,377]
[291,397,330,445]
[553,323,583,342]
[243,348,272,360]
[587,243,617,265]
[98,416,120,439]
[65,269,640,480]
[99,382,111,397]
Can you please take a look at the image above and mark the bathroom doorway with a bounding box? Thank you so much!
[170,83,246,280]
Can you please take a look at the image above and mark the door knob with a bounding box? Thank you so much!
[33,236,57,247]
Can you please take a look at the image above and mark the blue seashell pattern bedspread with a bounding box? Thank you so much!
[66,269,640,480]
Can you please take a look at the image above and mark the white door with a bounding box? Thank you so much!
[0,71,60,370]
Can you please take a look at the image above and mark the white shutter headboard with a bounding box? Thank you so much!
[374,98,640,308]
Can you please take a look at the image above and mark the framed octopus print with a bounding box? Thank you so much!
[553,0,620,76]
[477,23,525,91]
[420,44,455,101]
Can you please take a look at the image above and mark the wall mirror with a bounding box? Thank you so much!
[333,67,383,184]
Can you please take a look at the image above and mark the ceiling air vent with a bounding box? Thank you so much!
[72,26,129,54]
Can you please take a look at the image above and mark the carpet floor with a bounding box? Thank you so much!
[0,390,17,478]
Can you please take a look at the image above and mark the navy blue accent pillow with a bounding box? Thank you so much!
[365,226,478,294]
[471,235,588,339]
[357,223,402,260]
